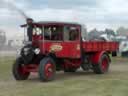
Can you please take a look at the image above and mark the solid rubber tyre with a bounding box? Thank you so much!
[92,54,110,74]
[38,57,56,82]
[12,57,30,80]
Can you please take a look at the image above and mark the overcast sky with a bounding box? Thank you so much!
[0,0,128,38]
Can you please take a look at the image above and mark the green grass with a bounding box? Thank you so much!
[0,56,128,96]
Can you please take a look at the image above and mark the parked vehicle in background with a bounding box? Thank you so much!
[88,29,117,41]
[119,40,128,57]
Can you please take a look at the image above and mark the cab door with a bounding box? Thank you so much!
[60,25,81,58]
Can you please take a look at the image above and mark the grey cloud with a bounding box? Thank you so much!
[1,0,128,30]
[0,1,8,8]
[18,0,100,9]
[48,0,99,9]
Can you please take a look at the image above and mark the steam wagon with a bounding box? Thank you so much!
[12,19,118,81]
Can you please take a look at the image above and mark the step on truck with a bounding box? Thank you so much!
[12,18,119,82]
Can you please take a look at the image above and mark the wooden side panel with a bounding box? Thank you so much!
[82,41,119,52]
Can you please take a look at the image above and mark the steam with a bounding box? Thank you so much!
[1,0,28,20]
[8,2,28,19]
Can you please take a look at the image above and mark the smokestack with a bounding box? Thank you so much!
[26,18,34,41]
[26,18,33,25]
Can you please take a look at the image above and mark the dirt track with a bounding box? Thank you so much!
[110,57,128,71]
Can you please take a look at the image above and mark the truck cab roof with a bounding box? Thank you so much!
[21,21,81,27]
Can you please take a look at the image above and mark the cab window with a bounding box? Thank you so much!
[64,26,79,41]
[44,25,63,41]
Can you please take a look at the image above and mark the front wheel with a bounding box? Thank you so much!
[38,57,56,82]
[12,57,30,80]
[92,54,110,74]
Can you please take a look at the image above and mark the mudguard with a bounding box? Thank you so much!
[91,51,111,64]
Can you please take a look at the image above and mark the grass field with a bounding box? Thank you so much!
[0,56,128,96]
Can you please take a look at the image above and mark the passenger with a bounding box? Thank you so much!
[69,29,79,40]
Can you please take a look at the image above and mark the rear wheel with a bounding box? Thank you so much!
[92,54,110,74]
[12,57,30,80]
[38,57,56,82]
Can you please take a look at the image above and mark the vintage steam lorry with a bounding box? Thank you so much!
[12,19,118,82]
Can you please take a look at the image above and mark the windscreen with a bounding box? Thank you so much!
[43,25,63,41]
